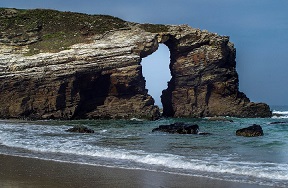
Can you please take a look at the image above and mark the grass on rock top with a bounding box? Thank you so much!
[139,23,169,33]
[0,8,129,55]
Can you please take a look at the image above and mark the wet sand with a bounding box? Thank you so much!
[0,154,271,188]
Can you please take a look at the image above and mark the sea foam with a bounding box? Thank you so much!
[272,110,288,118]
[1,131,288,183]
[0,120,288,187]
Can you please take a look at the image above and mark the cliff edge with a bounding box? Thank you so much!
[0,8,271,120]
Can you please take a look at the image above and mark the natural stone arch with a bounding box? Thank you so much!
[0,9,271,120]
[141,26,271,118]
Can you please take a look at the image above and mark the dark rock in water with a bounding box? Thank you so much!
[66,125,94,133]
[236,124,263,137]
[152,122,199,134]
[270,121,288,125]
[198,132,212,135]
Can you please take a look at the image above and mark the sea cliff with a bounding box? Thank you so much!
[0,8,271,119]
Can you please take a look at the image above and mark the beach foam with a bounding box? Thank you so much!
[0,119,288,187]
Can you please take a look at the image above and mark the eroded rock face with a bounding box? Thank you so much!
[160,26,271,118]
[0,8,271,120]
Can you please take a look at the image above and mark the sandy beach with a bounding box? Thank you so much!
[0,154,272,188]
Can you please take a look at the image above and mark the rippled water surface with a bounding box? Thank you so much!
[0,106,288,187]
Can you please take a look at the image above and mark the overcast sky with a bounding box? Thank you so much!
[2,0,288,106]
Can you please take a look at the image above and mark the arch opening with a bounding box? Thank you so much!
[141,44,171,109]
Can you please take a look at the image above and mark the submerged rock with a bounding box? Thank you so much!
[205,117,233,122]
[198,132,212,135]
[236,124,264,137]
[270,121,288,125]
[152,122,199,134]
[66,125,94,133]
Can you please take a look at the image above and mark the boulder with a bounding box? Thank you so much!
[66,125,95,133]
[152,122,199,134]
[236,124,263,137]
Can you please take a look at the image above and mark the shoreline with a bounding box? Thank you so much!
[0,154,273,188]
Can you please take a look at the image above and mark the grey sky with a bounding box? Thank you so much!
[1,0,288,106]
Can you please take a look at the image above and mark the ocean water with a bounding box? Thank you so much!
[0,106,288,187]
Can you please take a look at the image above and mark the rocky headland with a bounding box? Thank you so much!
[0,8,271,120]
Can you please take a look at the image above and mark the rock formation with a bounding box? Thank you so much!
[152,122,199,134]
[0,8,271,120]
[236,124,264,137]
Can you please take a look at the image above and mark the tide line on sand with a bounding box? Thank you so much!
[0,154,270,188]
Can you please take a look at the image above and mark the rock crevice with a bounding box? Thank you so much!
[0,8,271,120]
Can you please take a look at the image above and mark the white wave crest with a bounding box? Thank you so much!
[1,135,288,182]
[273,110,288,115]
[1,122,288,187]
[272,110,288,119]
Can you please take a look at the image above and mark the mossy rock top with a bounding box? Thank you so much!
[0,8,131,55]
[0,8,170,55]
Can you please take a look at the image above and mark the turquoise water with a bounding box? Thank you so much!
[0,106,287,187]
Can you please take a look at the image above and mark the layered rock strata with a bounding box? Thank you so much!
[160,27,271,118]
[0,8,271,120]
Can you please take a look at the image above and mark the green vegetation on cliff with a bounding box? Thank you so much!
[0,8,129,55]
[139,23,169,33]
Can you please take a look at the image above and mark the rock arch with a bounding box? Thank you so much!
[0,11,271,119]
[137,25,271,118]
